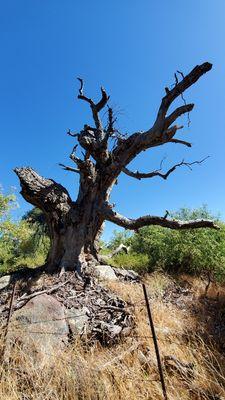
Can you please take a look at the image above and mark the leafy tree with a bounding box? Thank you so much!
[107,230,132,250]
[23,207,48,233]
[0,191,49,274]
[0,190,16,220]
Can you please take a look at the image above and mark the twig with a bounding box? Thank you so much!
[97,343,140,371]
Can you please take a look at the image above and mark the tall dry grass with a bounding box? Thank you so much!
[0,273,225,400]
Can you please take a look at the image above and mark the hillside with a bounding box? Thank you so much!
[1,272,225,400]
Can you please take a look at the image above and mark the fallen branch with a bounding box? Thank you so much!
[97,342,141,371]
[15,280,70,309]
[164,355,194,379]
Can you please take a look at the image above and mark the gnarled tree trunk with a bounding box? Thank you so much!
[15,62,218,275]
[14,167,113,273]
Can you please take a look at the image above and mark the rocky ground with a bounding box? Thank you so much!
[0,264,140,365]
[1,268,225,399]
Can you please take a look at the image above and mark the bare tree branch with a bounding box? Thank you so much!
[111,62,212,171]
[77,78,109,132]
[67,129,78,138]
[95,87,110,112]
[77,78,93,106]
[164,103,194,129]
[58,163,80,174]
[69,145,96,178]
[69,145,81,166]
[77,77,84,95]
[14,167,72,213]
[100,203,219,231]
[105,106,116,139]
[155,62,212,125]
[169,138,192,147]
[122,157,208,180]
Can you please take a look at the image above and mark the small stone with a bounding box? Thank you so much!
[121,326,132,336]
[65,307,89,335]
[0,275,11,290]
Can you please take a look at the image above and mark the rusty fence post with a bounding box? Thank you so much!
[0,281,17,363]
[142,283,168,400]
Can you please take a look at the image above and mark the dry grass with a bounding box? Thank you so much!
[1,273,225,400]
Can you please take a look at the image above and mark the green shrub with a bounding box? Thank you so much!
[110,206,225,281]
[111,252,149,273]
[0,190,50,275]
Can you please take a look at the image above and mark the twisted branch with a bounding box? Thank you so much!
[122,157,208,180]
[100,203,219,231]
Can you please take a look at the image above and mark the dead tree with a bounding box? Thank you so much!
[15,62,218,274]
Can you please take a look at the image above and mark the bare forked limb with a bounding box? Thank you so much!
[77,77,110,132]
[74,78,112,162]
[67,129,79,138]
[100,203,219,231]
[155,63,212,126]
[122,157,209,181]
[164,104,194,130]
[111,62,212,167]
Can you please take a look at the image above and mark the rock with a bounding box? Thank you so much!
[102,322,122,337]
[121,326,132,337]
[155,327,171,335]
[113,268,140,282]
[137,350,151,367]
[94,265,118,281]
[65,306,89,335]
[0,275,11,290]
[7,294,69,365]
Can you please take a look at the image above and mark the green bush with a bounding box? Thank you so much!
[111,252,149,273]
[0,190,50,275]
[110,206,225,281]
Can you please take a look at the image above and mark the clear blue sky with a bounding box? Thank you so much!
[1,0,225,241]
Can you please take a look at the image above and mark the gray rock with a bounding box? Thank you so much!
[113,268,140,282]
[0,275,11,290]
[65,307,89,335]
[7,294,69,365]
[95,265,118,281]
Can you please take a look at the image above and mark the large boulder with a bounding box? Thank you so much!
[7,294,69,365]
